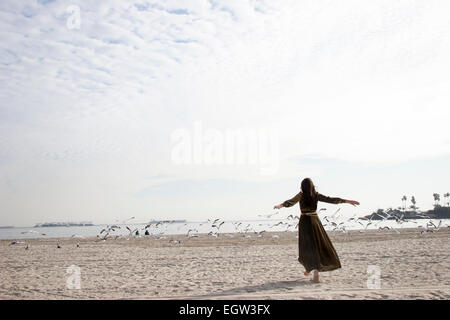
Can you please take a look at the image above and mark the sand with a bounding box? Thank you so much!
[0,228,449,300]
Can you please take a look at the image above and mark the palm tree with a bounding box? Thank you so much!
[444,192,450,207]
[401,195,407,211]
[433,193,441,207]
[410,196,418,211]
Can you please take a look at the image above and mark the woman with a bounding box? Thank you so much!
[274,178,359,283]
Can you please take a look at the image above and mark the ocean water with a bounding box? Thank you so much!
[1,217,448,240]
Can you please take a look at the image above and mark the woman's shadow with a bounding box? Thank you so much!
[187,278,315,299]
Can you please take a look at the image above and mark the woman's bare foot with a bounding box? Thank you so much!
[312,270,320,283]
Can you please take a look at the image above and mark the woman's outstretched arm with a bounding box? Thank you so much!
[345,199,360,206]
[274,192,301,209]
[318,193,360,206]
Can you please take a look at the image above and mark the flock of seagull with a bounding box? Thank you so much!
[7,208,449,249]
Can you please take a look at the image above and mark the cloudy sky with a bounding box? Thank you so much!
[1,0,449,226]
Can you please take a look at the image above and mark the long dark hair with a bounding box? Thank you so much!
[301,178,317,207]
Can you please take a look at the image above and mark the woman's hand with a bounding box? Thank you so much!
[273,204,284,210]
[346,200,360,206]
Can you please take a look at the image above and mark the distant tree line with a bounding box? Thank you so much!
[366,192,450,220]
[399,193,449,211]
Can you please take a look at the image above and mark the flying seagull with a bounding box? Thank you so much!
[207,218,221,227]
[330,208,341,218]
[123,217,135,223]
[211,221,225,230]
[269,221,285,228]
[126,226,138,237]
[258,211,279,218]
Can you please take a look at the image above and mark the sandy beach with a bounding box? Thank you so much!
[0,227,449,300]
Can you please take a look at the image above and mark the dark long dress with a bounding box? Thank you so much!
[282,192,344,273]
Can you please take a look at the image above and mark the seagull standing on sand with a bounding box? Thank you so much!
[208,231,218,237]
[186,229,198,237]
[9,241,25,246]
